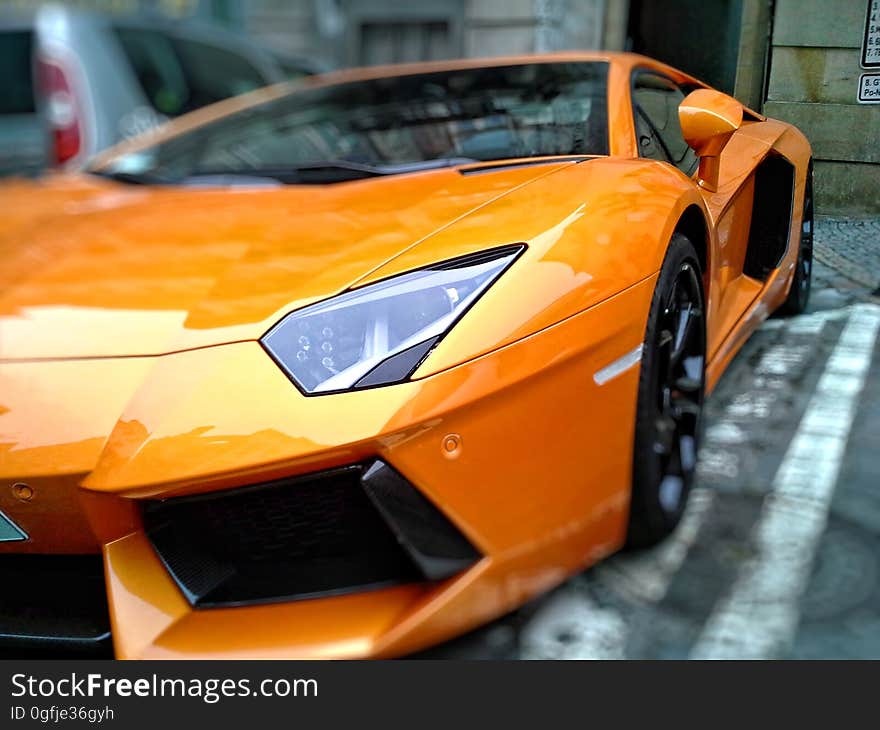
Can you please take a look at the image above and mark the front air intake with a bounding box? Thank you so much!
[0,555,111,653]
[143,460,481,608]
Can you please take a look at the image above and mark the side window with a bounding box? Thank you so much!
[633,104,666,162]
[632,73,698,175]
[114,28,190,117]
[114,28,270,117]
[0,30,36,114]
[172,39,268,109]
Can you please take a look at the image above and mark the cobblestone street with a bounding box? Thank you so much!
[420,217,880,660]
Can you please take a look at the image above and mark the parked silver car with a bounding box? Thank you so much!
[0,5,322,177]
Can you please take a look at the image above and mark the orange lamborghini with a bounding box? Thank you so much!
[0,52,812,658]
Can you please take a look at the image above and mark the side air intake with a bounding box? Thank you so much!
[743,154,795,281]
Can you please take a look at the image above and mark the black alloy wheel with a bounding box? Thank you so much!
[779,160,814,316]
[627,234,706,548]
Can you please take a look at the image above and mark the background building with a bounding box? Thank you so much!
[3,0,878,212]
[241,0,880,215]
[763,0,878,215]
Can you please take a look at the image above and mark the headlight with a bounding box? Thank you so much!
[261,245,524,394]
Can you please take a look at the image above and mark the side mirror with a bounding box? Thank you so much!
[679,89,743,192]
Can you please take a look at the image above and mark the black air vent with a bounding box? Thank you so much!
[744,154,795,281]
[144,461,480,608]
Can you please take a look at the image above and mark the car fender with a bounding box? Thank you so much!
[385,157,711,379]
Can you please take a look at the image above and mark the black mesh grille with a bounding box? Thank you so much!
[144,461,477,608]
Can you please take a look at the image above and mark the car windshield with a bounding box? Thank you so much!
[94,61,609,185]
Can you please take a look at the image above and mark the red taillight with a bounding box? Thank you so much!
[38,57,81,165]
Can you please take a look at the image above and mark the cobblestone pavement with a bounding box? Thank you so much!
[418,218,880,660]
[814,216,880,293]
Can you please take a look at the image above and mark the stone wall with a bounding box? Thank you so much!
[764,0,879,214]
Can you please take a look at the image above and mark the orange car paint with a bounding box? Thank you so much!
[0,52,811,658]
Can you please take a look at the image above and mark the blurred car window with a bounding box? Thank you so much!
[97,61,609,184]
[173,37,268,106]
[268,52,332,80]
[114,27,267,117]
[273,57,315,81]
[114,27,190,116]
[0,28,46,177]
[0,30,35,114]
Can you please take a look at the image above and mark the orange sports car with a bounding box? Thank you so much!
[0,52,812,658]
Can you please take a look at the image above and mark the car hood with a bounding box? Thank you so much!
[0,163,569,360]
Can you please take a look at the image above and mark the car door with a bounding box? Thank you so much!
[632,70,763,360]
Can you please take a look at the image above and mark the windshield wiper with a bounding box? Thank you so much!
[91,157,477,187]
[89,170,170,185]
[92,169,284,187]
[296,157,477,176]
[185,158,478,185]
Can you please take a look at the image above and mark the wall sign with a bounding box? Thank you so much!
[858,72,880,102]
[864,0,880,68]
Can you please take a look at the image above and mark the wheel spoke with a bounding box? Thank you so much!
[653,414,676,456]
[670,305,701,367]
[682,354,704,382]
[679,434,697,472]
[672,396,700,422]
[665,277,680,315]
[649,257,706,517]
[658,474,684,513]
[673,375,701,393]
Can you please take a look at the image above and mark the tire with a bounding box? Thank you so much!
[626,233,707,549]
[777,160,814,317]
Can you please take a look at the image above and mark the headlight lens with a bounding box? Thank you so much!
[261,245,524,394]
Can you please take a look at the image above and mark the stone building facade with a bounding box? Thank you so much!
[238,0,877,214]
[15,0,876,213]
[763,0,879,214]
[242,0,627,68]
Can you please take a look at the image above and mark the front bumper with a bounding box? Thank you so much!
[0,275,655,658]
[144,459,480,608]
